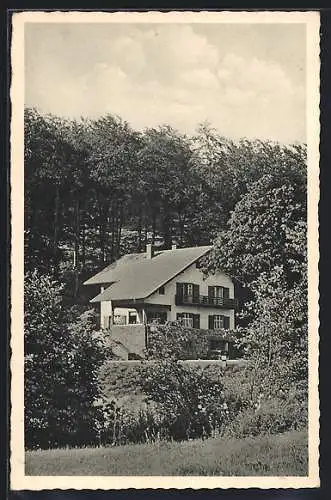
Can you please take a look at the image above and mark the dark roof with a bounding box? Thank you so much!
[87,246,212,303]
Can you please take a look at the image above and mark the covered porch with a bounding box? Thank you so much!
[108,300,171,327]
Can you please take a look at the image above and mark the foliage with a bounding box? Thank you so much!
[234,267,308,403]
[205,173,306,289]
[139,360,247,441]
[24,108,306,303]
[24,271,111,449]
[146,322,202,360]
[224,397,308,438]
[93,398,166,446]
[203,141,308,404]
[146,322,235,360]
[24,108,309,450]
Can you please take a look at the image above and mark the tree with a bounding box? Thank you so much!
[205,171,306,289]
[87,114,142,263]
[24,109,78,271]
[137,126,200,247]
[24,271,110,448]
[238,267,308,402]
[192,123,306,219]
[203,145,307,400]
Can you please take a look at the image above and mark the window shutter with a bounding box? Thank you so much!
[223,316,230,329]
[208,286,215,305]
[223,287,230,299]
[176,283,184,296]
[176,313,183,321]
[208,315,214,330]
[193,314,200,329]
[193,284,200,300]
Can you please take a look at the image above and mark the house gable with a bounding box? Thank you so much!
[145,261,234,306]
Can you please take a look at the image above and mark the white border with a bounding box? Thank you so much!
[10,10,320,490]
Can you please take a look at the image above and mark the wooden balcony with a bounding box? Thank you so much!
[175,294,237,309]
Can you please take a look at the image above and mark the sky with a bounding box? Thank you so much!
[24,22,306,144]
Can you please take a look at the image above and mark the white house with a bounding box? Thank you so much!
[84,244,237,358]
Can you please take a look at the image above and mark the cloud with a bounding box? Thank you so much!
[25,23,306,143]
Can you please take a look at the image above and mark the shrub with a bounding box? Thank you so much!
[139,360,247,441]
[24,271,112,449]
[225,397,308,438]
[146,322,202,360]
[93,398,166,446]
[146,322,234,361]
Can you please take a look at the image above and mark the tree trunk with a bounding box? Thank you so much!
[53,183,60,266]
[144,215,148,247]
[162,203,172,249]
[74,195,80,298]
[267,329,273,367]
[178,211,185,245]
[137,207,142,251]
[110,211,115,263]
[116,210,123,258]
[151,210,156,245]
[81,218,86,270]
[99,201,107,265]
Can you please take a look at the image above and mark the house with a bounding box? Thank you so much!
[84,244,237,359]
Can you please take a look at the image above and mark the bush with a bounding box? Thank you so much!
[24,271,112,449]
[94,398,167,446]
[146,322,202,360]
[94,360,250,445]
[146,322,234,361]
[225,397,308,438]
[139,360,247,441]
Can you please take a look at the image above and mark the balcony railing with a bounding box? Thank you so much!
[175,294,237,309]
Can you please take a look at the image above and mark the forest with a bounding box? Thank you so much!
[24,107,307,305]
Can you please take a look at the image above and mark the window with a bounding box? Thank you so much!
[147,311,167,324]
[214,315,225,329]
[128,311,137,324]
[208,315,230,330]
[208,286,230,305]
[158,286,165,295]
[208,286,230,299]
[114,314,127,325]
[182,313,193,327]
[176,283,200,303]
[184,283,193,296]
[177,313,200,328]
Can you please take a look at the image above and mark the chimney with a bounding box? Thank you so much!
[172,244,177,250]
[146,244,154,259]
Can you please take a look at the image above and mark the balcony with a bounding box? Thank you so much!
[175,294,237,309]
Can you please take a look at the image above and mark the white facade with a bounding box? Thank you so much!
[100,261,235,330]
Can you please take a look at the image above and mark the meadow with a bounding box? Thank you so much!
[25,430,307,476]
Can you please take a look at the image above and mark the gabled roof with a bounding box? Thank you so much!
[87,246,212,303]
[84,253,144,286]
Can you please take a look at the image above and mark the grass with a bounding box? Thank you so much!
[25,430,307,476]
